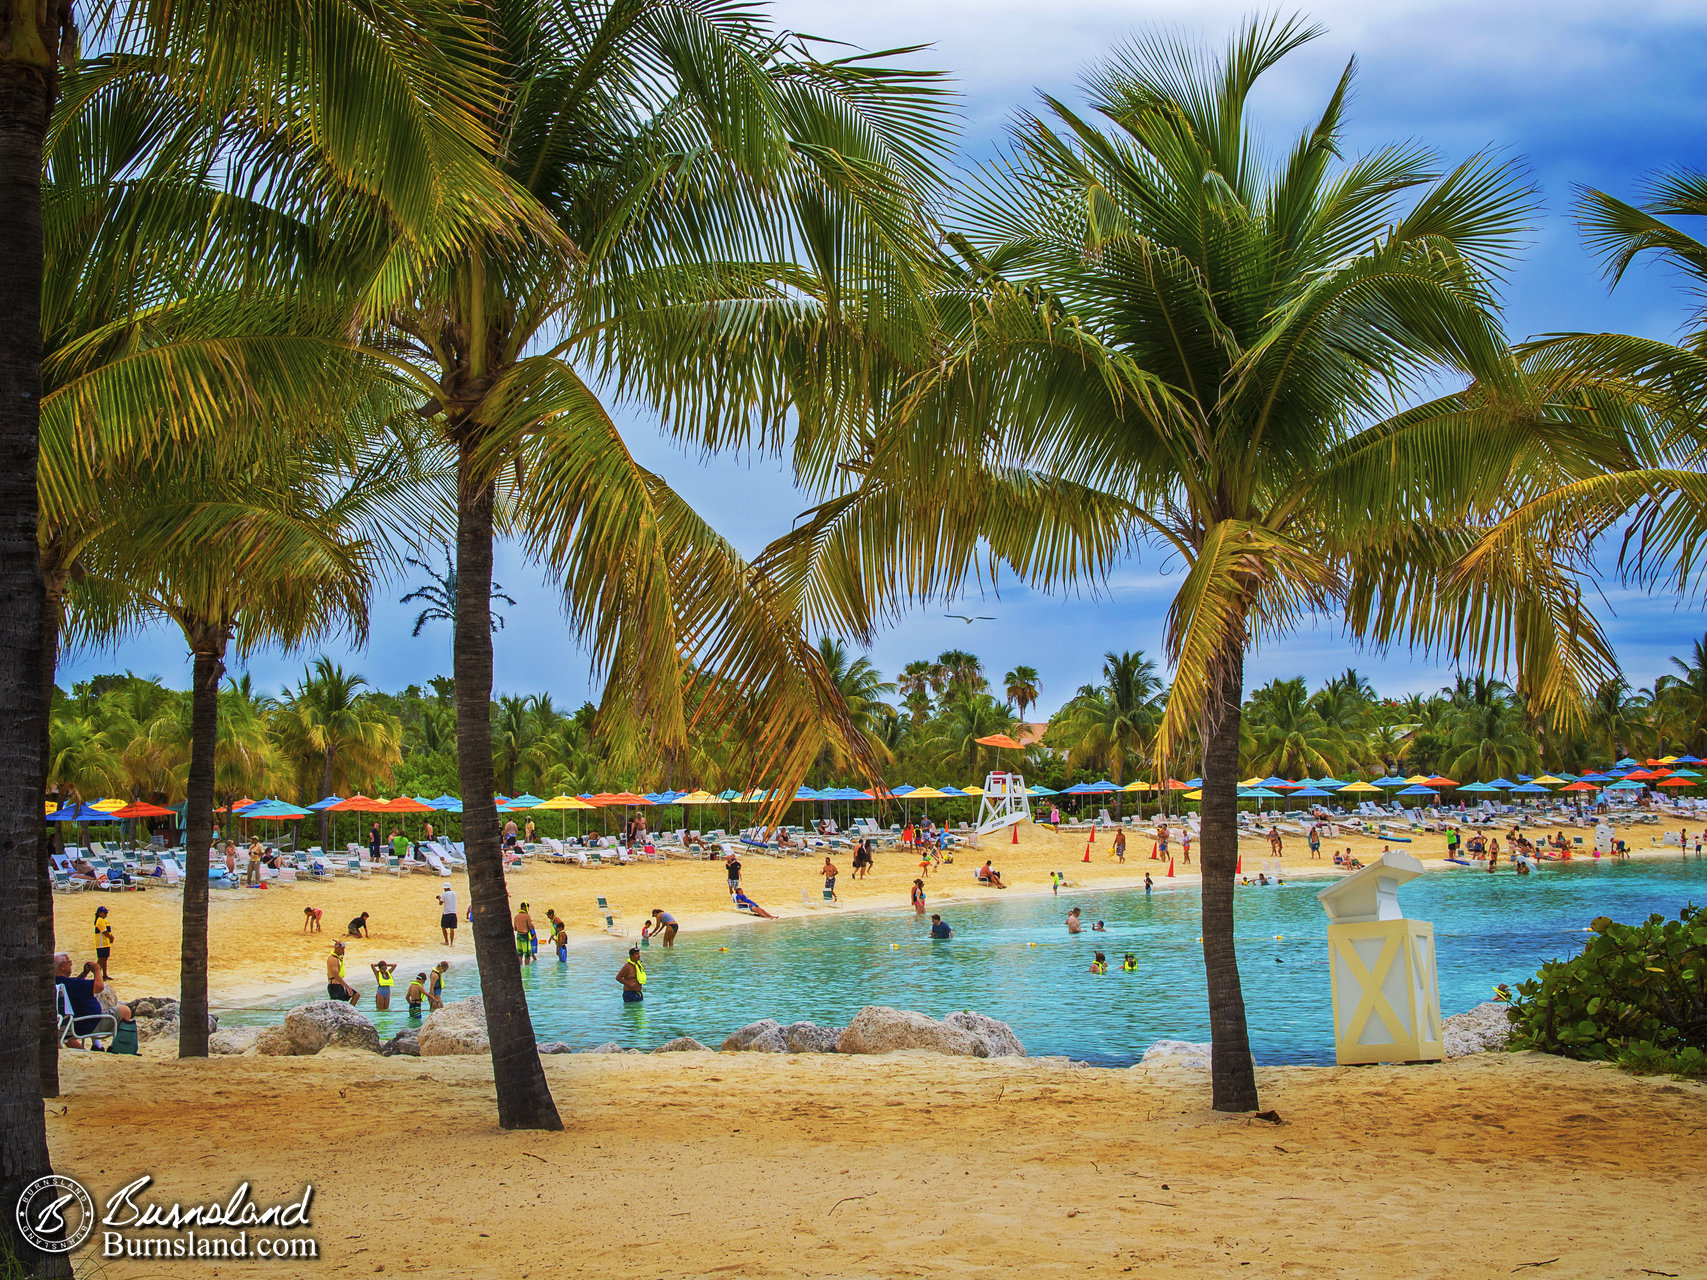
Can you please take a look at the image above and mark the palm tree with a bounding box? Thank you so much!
[347,4,945,1131]
[1245,678,1344,779]
[402,545,515,638]
[1586,676,1650,762]
[930,692,1024,781]
[897,660,937,724]
[1444,697,1537,781]
[813,638,898,779]
[1048,651,1161,812]
[1004,665,1041,720]
[1655,634,1707,754]
[767,18,1616,1111]
[491,695,538,799]
[935,650,986,698]
[274,659,403,845]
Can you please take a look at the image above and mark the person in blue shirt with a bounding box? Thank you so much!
[929,914,952,939]
[54,953,130,1047]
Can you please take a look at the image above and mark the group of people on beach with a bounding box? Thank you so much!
[323,941,450,1017]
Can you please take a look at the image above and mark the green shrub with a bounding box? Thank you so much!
[1505,903,1707,1077]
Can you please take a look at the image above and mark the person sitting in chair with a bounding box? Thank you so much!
[731,889,777,919]
[54,953,130,1048]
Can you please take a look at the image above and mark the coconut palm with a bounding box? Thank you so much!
[813,638,898,778]
[764,17,1620,1110]
[274,660,404,844]
[402,545,515,637]
[898,660,937,724]
[1654,634,1707,754]
[929,691,1024,781]
[343,3,947,1130]
[1048,651,1161,809]
[935,650,987,698]
[1245,678,1344,779]
[1004,666,1041,720]
[1444,697,1537,782]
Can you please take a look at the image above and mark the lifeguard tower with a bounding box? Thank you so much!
[1316,850,1443,1064]
[976,771,1031,836]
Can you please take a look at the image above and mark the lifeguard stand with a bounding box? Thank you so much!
[1316,851,1443,1064]
[976,771,1031,835]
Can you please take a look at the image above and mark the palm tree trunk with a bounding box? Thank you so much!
[0,9,71,1269]
[1199,645,1259,1112]
[319,750,333,850]
[178,624,227,1058]
[35,573,64,1097]
[454,447,561,1130]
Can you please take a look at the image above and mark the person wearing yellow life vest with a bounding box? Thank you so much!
[616,947,646,1003]
[405,974,427,1018]
[1120,953,1138,973]
[1088,952,1108,975]
[428,961,449,1010]
[326,941,358,1004]
[93,906,114,978]
[370,961,397,1011]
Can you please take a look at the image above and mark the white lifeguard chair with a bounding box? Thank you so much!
[976,771,1032,835]
[1316,851,1443,1065]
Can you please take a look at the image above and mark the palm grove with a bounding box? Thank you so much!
[4,5,1707,1265]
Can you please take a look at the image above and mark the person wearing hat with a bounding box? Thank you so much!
[437,881,459,945]
[512,901,533,964]
[615,947,645,1003]
[93,906,113,978]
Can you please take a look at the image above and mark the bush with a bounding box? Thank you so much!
[1505,903,1707,1077]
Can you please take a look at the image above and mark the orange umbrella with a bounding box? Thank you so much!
[1425,776,1459,788]
[605,792,653,806]
[975,734,1024,750]
[327,794,385,811]
[112,800,174,818]
[378,796,434,813]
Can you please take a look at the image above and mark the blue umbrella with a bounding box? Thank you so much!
[306,795,344,810]
[1484,778,1516,789]
[1605,778,1645,791]
[1027,785,1060,796]
[1062,782,1096,794]
[1372,775,1408,786]
[508,794,544,808]
[46,803,109,822]
[1395,785,1438,797]
[937,785,969,797]
[1508,782,1550,794]
[1259,775,1290,787]
[1291,786,1332,798]
[1458,782,1497,793]
[1614,757,1638,768]
[1674,753,1703,764]
[1239,787,1281,799]
[1575,772,1612,783]
[1316,777,1347,789]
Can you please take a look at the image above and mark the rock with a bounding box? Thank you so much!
[782,1022,841,1054]
[278,1001,382,1055]
[417,996,490,1056]
[1442,1001,1514,1058]
[943,1011,1025,1058]
[381,1029,420,1058]
[254,1025,294,1056]
[133,1011,217,1042]
[1139,1040,1214,1069]
[131,996,178,1020]
[834,1006,987,1057]
[580,1042,626,1054]
[721,1019,787,1052]
[208,1027,263,1055]
[537,1042,573,1055]
[653,1036,711,1053]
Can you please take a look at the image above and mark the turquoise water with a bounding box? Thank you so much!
[227,858,1707,1064]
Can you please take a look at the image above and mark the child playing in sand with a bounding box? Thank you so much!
[303,906,322,932]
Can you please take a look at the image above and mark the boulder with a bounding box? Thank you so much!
[580,1042,627,1054]
[943,1011,1025,1058]
[653,1036,711,1053]
[381,1029,420,1058]
[208,1026,263,1055]
[834,1006,987,1057]
[253,1025,294,1056]
[721,1019,787,1053]
[277,1001,382,1055]
[131,996,179,1020]
[537,1042,573,1055]
[417,996,490,1056]
[132,1011,217,1043]
[782,1022,841,1054]
[1443,1001,1514,1058]
[1138,1040,1214,1069]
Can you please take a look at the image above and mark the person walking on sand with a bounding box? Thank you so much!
[1113,827,1127,863]
[649,908,679,946]
[1049,806,1060,834]
[303,906,322,932]
[1066,907,1082,934]
[911,878,927,915]
[1157,823,1169,862]
[371,961,397,1011]
[428,960,449,1009]
[616,947,646,1003]
[1308,824,1321,859]
[93,906,113,978]
[821,856,839,902]
[437,882,459,944]
[1268,827,1282,857]
[1182,828,1192,864]
[327,942,358,1004]
[513,901,534,963]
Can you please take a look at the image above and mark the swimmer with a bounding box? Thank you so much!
[405,973,427,1018]
[428,960,449,1010]
[370,960,397,1011]
[1120,952,1138,973]
[1092,920,1106,932]
[1066,907,1082,934]
[1089,951,1107,975]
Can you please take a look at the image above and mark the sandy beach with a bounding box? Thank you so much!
[53,816,1654,1008]
[47,1046,1707,1279]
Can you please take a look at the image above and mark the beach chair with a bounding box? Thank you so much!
[158,856,183,887]
[56,986,119,1049]
[52,869,84,893]
[800,887,823,910]
[275,865,297,886]
[595,896,621,918]
[599,911,626,936]
[419,846,450,876]
[344,856,370,878]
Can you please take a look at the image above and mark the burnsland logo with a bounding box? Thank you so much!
[14,1175,318,1260]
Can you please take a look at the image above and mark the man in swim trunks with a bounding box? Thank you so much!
[820,856,838,902]
[438,882,459,944]
[326,942,358,1003]
[649,908,679,946]
[616,947,645,1003]
[513,902,534,963]
[405,973,427,1017]
[1066,907,1082,934]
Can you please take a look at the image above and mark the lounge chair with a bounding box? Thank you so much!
[599,911,626,936]
[56,985,117,1049]
[595,896,621,917]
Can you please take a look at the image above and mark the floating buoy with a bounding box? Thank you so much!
[719,947,728,952]
[892,943,899,950]
[1275,935,1283,941]
[1028,941,1036,947]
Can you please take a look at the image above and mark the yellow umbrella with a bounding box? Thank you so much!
[534,794,595,810]
[672,790,727,805]
[1184,789,1203,800]
[1122,779,1155,792]
[1337,781,1382,793]
[88,797,127,812]
[1405,774,1431,785]
[961,785,984,796]
[1532,775,1567,786]
[1239,776,1263,788]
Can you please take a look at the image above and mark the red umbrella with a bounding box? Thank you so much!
[1559,781,1600,792]
[111,800,174,818]
[327,794,385,811]
[1657,777,1696,788]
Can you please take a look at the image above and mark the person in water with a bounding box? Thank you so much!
[911,879,927,915]
[1066,907,1082,934]
[1089,952,1108,975]
[1144,872,1153,894]
[405,973,427,1018]
[1120,952,1138,972]
[370,960,396,1011]
[552,915,569,961]
[428,960,449,1010]
[929,913,953,939]
[1092,920,1106,932]
[326,942,358,1004]
[616,947,646,1003]
[513,901,534,963]
[650,908,679,946]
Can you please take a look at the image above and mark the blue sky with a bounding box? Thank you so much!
[62,0,1707,716]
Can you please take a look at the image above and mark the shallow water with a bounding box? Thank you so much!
[225,857,1707,1064]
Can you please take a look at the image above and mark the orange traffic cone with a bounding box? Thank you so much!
[1167,857,1175,877]
[1011,821,1019,844]
[1088,823,1096,843]
[1236,856,1242,874]
[1083,841,1092,863]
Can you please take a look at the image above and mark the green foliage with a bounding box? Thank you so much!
[1507,905,1707,1077]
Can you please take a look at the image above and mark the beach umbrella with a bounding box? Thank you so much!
[1575,772,1613,783]
[327,794,384,811]
[1291,786,1332,798]
[1657,776,1697,788]
[45,803,109,821]
[1184,789,1203,800]
[1258,776,1289,787]
[937,785,969,797]
[1614,757,1638,768]
[307,795,344,809]
[1315,777,1347,789]
[506,793,544,808]
[1508,782,1550,794]
[1483,778,1516,789]
[1605,778,1645,791]
[1395,785,1437,797]
[111,800,174,818]
[1403,774,1431,785]
[1371,775,1407,787]
[1670,769,1703,779]
[1674,754,1703,764]
[1425,776,1459,788]
[534,792,596,837]
[1458,782,1497,793]
[1027,785,1059,796]
[1121,779,1154,792]
[961,785,984,796]
[1337,781,1382,794]
[243,799,312,818]
[1559,780,1599,792]
[87,797,127,813]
